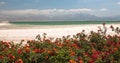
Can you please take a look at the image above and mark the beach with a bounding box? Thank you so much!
[0,24,120,44]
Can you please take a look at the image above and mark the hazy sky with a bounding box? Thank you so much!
[0,0,120,20]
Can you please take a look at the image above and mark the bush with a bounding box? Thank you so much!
[0,25,120,63]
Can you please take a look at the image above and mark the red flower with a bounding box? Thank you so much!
[113,47,118,52]
[2,42,10,47]
[84,53,89,57]
[0,55,3,59]
[69,59,77,63]
[88,59,94,63]
[16,59,23,63]
[33,49,44,53]
[53,48,57,51]
[91,50,98,60]
[65,40,70,43]
[79,60,83,63]
[18,49,22,54]
[77,56,81,60]
[33,49,40,53]
[91,54,98,60]
[25,46,30,53]
[70,51,76,56]
[47,50,55,56]
[91,43,96,47]
[8,54,15,60]
[71,44,79,49]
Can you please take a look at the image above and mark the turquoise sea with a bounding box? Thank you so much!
[0,21,120,29]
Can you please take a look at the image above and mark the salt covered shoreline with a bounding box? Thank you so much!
[0,24,120,44]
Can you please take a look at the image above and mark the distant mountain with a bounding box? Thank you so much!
[101,15,120,21]
[50,13,99,21]
[0,13,120,21]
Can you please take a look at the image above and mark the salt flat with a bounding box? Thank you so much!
[0,24,120,44]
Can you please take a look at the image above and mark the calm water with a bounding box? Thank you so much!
[10,21,120,25]
[0,21,120,29]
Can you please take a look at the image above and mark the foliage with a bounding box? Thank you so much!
[0,24,120,63]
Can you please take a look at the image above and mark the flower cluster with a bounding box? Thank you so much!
[0,25,120,63]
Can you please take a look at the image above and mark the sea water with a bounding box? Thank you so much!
[0,21,120,29]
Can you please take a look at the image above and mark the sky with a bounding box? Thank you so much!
[0,0,120,21]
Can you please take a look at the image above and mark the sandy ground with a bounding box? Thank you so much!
[0,24,120,44]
